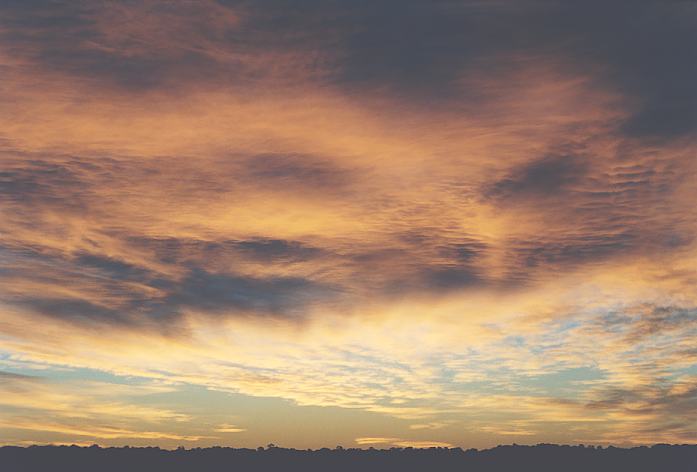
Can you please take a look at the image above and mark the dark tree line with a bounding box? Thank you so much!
[2,443,695,471]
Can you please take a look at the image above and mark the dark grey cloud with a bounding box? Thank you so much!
[591,305,697,345]
[572,302,697,397]
[368,260,484,295]
[126,236,327,265]
[165,268,337,317]
[74,253,153,282]
[438,241,488,264]
[581,304,697,426]
[0,0,231,91]
[3,1,693,137]
[504,1,697,140]
[1,238,339,328]
[511,233,637,270]
[623,306,697,344]
[5,265,336,326]
[233,238,325,262]
[481,143,691,280]
[233,0,696,138]
[242,153,356,193]
[1,244,163,327]
[11,297,128,325]
[0,159,89,210]
[486,155,587,201]
[0,149,144,226]
[587,379,697,434]
[1,243,163,292]
[647,383,697,414]
[418,265,483,291]
[344,232,489,295]
[586,387,642,411]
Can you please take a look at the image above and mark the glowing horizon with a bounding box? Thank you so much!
[0,0,695,449]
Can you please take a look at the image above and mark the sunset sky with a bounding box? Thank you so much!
[1,0,696,449]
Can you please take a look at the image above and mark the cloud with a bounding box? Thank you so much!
[485,155,586,202]
[0,372,210,445]
[0,420,208,441]
[10,297,127,325]
[354,437,453,449]
[0,0,240,91]
[73,253,154,282]
[391,440,453,449]
[165,268,339,318]
[0,0,695,449]
[354,437,399,446]
[242,153,356,194]
[211,1,697,140]
[124,236,327,268]
[408,422,448,431]
[1,0,694,139]
[214,424,246,433]
[0,156,98,219]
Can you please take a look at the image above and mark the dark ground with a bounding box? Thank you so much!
[1,444,696,472]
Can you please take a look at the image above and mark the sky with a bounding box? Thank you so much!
[0,0,696,450]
